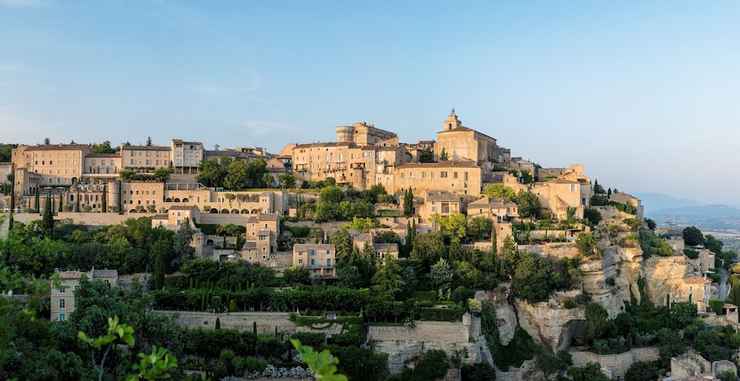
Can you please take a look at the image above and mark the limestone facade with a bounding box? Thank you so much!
[416,191,464,222]
[392,161,481,196]
[121,145,171,172]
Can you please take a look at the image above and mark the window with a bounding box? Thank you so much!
[59,313,65,321]
[59,299,65,309]
[440,171,447,178]
[59,287,66,293]
[327,258,332,266]
[453,172,458,179]
[310,259,315,266]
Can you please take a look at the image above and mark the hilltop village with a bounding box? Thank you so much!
[0,111,738,381]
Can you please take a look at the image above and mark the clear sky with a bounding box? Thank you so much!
[1,1,738,206]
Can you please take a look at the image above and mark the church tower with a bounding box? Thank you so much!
[443,108,463,131]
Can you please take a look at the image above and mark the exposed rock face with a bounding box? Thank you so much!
[495,359,546,381]
[515,297,586,351]
[581,245,643,317]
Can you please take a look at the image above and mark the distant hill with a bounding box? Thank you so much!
[648,204,740,232]
[634,192,701,216]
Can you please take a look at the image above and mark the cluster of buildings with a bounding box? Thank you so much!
[2,110,616,283]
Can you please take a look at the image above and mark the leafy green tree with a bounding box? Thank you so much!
[120,168,136,181]
[669,302,697,329]
[283,266,311,285]
[683,226,705,247]
[278,173,296,189]
[625,361,660,381]
[461,362,496,381]
[197,158,229,187]
[372,258,404,298]
[223,158,249,190]
[78,316,136,381]
[434,213,467,241]
[431,258,454,298]
[291,339,348,381]
[513,191,541,219]
[483,184,516,201]
[153,167,173,182]
[92,141,116,154]
[576,233,599,257]
[439,148,448,161]
[126,346,178,381]
[410,232,446,270]
[585,303,609,342]
[705,234,724,255]
[567,363,609,381]
[583,208,602,227]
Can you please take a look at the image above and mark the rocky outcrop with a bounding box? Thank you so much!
[515,296,586,351]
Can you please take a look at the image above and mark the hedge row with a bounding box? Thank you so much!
[153,287,370,313]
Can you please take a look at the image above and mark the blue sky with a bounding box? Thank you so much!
[1,1,739,206]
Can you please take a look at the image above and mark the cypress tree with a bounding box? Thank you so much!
[34,188,40,212]
[58,195,63,212]
[41,194,54,237]
[102,183,107,212]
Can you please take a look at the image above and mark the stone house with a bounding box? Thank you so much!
[467,195,519,222]
[293,243,336,279]
[416,191,464,222]
[50,269,118,322]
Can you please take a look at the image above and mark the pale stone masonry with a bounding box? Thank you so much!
[292,243,336,279]
[50,269,118,322]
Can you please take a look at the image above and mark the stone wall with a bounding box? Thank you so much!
[570,347,659,379]
[153,311,342,335]
[519,242,580,259]
[368,320,479,374]
[14,212,155,226]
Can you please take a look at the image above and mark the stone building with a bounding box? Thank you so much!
[415,191,464,222]
[293,243,336,279]
[12,144,89,187]
[83,153,122,178]
[170,139,204,174]
[392,161,481,196]
[122,181,165,213]
[120,145,170,173]
[433,110,510,180]
[243,214,280,258]
[335,121,398,146]
[467,195,519,222]
[50,269,118,322]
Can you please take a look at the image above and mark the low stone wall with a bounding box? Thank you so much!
[570,347,659,379]
[153,311,342,335]
[519,242,579,259]
[197,214,253,225]
[14,212,154,226]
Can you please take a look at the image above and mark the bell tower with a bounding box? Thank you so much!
[443,108,462,131]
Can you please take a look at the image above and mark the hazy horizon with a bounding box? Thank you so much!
[1,1,738,206]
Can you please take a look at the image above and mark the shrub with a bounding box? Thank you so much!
[684,248,699,259]
[461,362,496,381]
